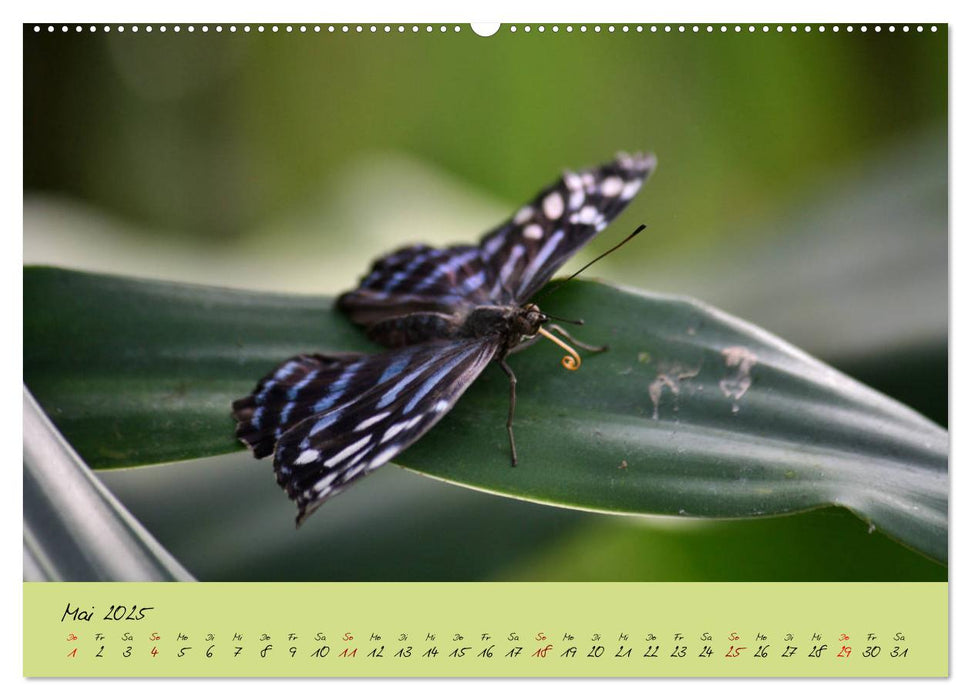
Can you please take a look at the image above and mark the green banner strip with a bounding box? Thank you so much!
[24,582,947,677]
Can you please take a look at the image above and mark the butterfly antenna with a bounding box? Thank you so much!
[535,223,647,303]
[544,313,584,326]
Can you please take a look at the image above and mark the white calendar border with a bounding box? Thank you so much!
[6,0,963,697]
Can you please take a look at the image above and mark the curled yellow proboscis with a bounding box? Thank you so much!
[537,326,582,371]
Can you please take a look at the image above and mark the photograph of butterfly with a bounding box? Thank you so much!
[24,24,946,583]
[232,153,656,524]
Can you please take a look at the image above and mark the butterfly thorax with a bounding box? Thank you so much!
[460,303,546,350]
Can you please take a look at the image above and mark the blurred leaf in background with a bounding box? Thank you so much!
[23,25,947,581]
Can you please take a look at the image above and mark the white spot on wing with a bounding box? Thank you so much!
[568,188,585,211]
[312,472,340,494]
[380,415,423,444]
[354,411,391,432]
[513,205,534,224]
[295,449,320,465]
[543,191,564,219]
[621,178,643,200]
[343,463,368,480]
[368,446,401,470]
[573,205,599,225]
[323,435,373,468]
[523,223,543,240]
[600,175,624,197]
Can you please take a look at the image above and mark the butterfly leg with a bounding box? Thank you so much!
[498,356,519,467]
[548,323,609,353]
[507,333,542,356]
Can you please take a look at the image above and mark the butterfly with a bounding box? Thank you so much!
[232,152,656,525]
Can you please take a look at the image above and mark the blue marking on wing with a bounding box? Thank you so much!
[313,361,363,412]
[515,229,564,297]
[255,359,301,402]
[403,345,478,414]
[460,269,486,293]
[287,369,319,400]
[376,364,426,410]
[256,379,276,402]
[378,352,412,384]
[307,411,341,440]
[382,252,436,292]
[413,249,480,292]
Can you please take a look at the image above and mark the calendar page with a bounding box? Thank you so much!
[22,19,948,679]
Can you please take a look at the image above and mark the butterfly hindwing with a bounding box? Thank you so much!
[268,337,499,524]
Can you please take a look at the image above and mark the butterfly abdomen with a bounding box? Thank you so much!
[366,311,463,347]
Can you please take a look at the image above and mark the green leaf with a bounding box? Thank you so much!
[24,266,947,563]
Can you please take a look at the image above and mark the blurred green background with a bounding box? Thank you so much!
[23,24,947,581]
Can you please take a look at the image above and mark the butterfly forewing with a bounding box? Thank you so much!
[478,151,657,303]
[266,338,499,524]
[338,152,656,329]
[337,244,490,326]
